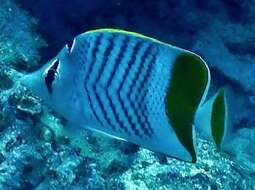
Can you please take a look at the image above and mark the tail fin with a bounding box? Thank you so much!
[195,88,227,150]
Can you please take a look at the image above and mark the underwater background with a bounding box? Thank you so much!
[0,0,255,189]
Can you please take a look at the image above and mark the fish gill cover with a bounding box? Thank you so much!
[0,0,254,190]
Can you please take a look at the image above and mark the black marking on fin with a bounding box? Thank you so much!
[45,59,60,94]
[166,53,208,163]
[211,88,226,150]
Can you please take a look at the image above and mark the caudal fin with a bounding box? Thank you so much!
[195,88,227,150]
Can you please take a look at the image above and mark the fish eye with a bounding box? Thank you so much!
[44,59,60,94]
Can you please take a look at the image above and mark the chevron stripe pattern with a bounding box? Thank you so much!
[77,31,160,139]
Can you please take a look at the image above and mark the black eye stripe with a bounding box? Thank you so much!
[45,59,60,93]
[51,59,60,71]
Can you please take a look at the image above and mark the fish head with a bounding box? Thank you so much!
[20,45,79,117]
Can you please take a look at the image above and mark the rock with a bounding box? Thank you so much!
[0,70,14,91]
[224,128,255,174]
[105,159,130,177]
[192,24,255,93]
[7,87,42,121]
[16,95,42,118]
[120,138,255,190]
[115,141,140,155]
[0,0,46,70]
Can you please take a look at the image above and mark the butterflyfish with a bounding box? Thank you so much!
[21,29,227,162]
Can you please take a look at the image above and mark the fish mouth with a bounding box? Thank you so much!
[19,72,41,94]
[19,74,32,88]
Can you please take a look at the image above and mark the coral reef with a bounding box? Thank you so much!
[0,0,255,189]
[120,139,255,190]
[0,0,46,71]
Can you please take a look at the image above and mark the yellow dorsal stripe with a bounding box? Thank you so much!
[84,28,169,46]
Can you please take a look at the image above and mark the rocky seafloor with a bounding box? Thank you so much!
[0,0,255,189]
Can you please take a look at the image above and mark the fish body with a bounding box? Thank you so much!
[21,29,226,162]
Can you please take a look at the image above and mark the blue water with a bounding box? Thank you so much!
[0,0,254,189]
